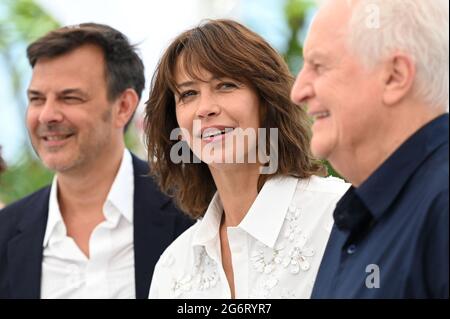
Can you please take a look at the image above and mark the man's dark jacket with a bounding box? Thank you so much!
[0,154,193,299]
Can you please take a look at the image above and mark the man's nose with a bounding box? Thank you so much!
[291,67,314,106]
[38,99,64,124]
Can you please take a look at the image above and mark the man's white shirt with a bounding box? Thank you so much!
[149,175,350,299]
[41,149,136,299]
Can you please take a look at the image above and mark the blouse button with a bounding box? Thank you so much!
[346,244,357,255]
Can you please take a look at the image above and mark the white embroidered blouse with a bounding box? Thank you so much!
[149,175,350,299]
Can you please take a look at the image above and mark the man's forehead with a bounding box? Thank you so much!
[311,0,352,32]
[304,26,347,54]
[30,49,106,88]
[32,44,105,74]
[29,65,96,94]
[303,1,351,55]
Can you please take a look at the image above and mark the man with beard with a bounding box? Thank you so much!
[0,23,193,299]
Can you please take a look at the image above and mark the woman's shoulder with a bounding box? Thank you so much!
[288,175,350,211]
[296,175,351,196]
[287,175,350,233]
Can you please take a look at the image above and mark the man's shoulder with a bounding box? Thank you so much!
[130,152,194,226]
[131,153,163,192]
[130,153,149,174]
[414,141,448,197]
[0,186,51,223]
[0,186,50,245]
[297,175,351,196]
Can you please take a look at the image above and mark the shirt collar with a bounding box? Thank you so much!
[238,176,298,248]
[43,177,64,248]
[42,149,134,248]
[356,113,449,219]
[333,186,373,234]
[192,175,299,249]
[191,192,223,248]
[104,149,134,224]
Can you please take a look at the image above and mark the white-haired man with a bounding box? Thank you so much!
[291,0,448,298]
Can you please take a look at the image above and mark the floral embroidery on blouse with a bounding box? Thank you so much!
[194,248,220,290]
[171,274,193,297]
[250,274,280,298]
[249,204,317,297]
[282,243,315,273]
[167,247,221,297]
[250,242,285,274]
[285,205,302,242]
[149,176,350,299]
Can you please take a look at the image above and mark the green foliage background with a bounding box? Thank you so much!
[0,0,59,204]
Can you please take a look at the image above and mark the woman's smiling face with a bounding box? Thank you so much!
[174,60,261,168]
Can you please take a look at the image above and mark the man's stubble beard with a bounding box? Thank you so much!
[32,107,114,174]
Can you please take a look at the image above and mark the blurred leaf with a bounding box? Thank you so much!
[0,151,53,204]
[0,0,59,45]
[0,0,59,204]
[283,0,314,73]
[283,0,341,178]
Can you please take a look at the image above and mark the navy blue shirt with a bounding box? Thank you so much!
[312,114,449,299]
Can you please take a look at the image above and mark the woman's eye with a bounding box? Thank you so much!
[218,82,238,90]
[179,90,197,102]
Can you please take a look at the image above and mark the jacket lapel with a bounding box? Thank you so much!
[132,155,177,299]
[7,188,50,299]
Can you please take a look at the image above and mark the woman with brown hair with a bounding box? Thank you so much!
[145,19,349,299]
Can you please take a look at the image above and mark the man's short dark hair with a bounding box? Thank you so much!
[27,23,145,131]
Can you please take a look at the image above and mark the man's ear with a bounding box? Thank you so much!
[114,88,139,129]
[382,53,416,106]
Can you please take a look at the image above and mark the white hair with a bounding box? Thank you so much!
[346,0,449,110]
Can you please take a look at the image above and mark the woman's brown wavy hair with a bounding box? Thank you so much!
[144,19,326,219]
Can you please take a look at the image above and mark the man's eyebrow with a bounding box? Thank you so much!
[59,88,88,97]
[304,50,328,63]
[27,89,43,96]
[27,88,89,97]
